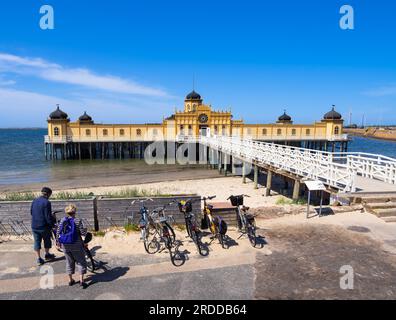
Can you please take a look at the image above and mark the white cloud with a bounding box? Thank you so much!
[0,87,173,127]
[363,84,396,97]
[0,52,168,97]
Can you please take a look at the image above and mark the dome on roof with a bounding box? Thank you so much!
[324,106,342,120]
[186,90,202,100]
[49,105,68,120]
[79,111,93,122]
[278,111,292,122]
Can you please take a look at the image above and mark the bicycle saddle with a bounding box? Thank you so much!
[242,206,250,212]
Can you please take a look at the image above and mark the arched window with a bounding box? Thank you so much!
[136,129,142,136]
[222,125,226,135]
[306,129,311,136]
[86,129,91,136]
[54,127,59,136]
[262,129,267,136]
[153,129,158,136]
[292,129,296,136]
[277,129,282,136]
[103,129,108,136]
[120,129,125,136]
[214,125,218,134]
[334,126,340,135]
[188,125,193,135]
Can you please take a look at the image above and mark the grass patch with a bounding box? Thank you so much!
[174,224,186,231]
[102,188,171,199]
[93,231,106,237]
[0,191,94,202]
[124,223,140,233]
[276,197,307,206]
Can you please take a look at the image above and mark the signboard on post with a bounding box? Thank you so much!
[304,180,327,218]
[305,180,327,191]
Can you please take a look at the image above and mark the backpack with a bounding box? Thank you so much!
[214,216,228,235]
[58,217,78,245]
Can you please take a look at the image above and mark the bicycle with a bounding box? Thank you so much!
[178,199,207,256]
[201,196,228,249]
[228,194,258,247]
[129,198,159,254]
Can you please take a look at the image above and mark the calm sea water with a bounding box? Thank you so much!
[0,129,395,186]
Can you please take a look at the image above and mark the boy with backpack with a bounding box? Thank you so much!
[56,204,88,289]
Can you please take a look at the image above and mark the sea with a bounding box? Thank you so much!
[0,128,395,186]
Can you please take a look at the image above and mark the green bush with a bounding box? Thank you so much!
[102,188,170,198]
[276,197,307,206]
[124,223,140,233]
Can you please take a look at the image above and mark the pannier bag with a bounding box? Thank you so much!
[178,200,192,213]
[214,216,228,235]
[229,195,244,206]
[201,214,210,230]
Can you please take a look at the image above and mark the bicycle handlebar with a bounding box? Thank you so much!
[131,198,154,205]
[227,194,251,200]
[201,195,216,201]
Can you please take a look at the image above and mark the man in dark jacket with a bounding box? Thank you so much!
[31,187,56,265]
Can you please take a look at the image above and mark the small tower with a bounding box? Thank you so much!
[322,105,344,138]
[47,104,70,138]
[184,90,203,112]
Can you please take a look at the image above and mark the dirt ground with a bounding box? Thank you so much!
[254,223,396,300]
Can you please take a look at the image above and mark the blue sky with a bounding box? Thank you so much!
[0,0,396,127]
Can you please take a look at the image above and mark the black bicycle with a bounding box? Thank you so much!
[228,195,258,247]
[177,199,207,256]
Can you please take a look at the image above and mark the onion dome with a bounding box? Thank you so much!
[278,110,292,122]
[79,111,93,122]
[324,106,342,120]
[186,90,202,100]
[49,105,68,120]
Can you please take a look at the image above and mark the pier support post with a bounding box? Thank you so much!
[218,151,222,174]
[293,179,301,200]
[254,165,259,189]
[265,170,273,196]
[242,162,247,184]
[223,153,228,176]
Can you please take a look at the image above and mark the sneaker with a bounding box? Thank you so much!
[44,253,56,261]
[37,258,45,266]
[69,279,76,286]
[80,282,88,289]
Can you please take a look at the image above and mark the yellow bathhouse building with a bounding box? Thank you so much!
[45,90,348,160]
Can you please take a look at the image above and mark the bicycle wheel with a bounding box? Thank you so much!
[247,225,257,247]
[85,248,96,272]
[144,232,160,254]
[165,222,176,244]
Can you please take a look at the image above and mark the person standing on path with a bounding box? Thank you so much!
[31,187,56,266]
[56,204,89,289]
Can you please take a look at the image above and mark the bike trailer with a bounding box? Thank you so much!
[214,216,228,235]
[229,195,244,206]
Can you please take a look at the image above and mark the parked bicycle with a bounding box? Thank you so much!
[201,196,228,249]
[178,199,207,256]
[130,198,159,254]
[228,195,258,247]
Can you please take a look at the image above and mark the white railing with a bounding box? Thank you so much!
[200,135,396,192]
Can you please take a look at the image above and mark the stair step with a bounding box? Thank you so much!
[363,197,396,204]
[365,202,396,210]
[374,208,396,218]
[382,216,396,223]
